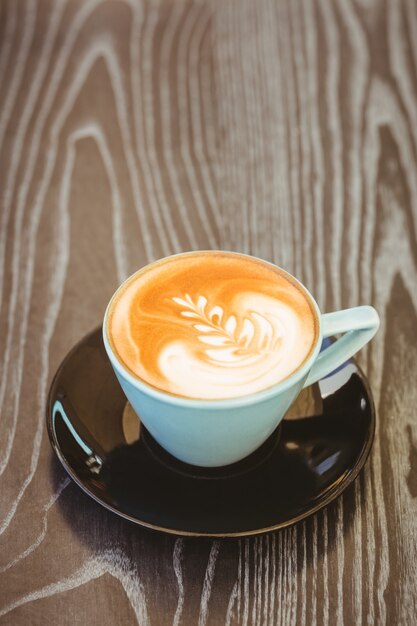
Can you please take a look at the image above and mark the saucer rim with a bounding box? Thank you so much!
[46,327,376,538]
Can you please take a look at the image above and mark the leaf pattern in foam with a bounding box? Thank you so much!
[172,294,282,364]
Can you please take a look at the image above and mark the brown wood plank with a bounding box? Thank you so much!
[0,0,416,623]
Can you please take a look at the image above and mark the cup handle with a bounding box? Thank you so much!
[303,305,380,388]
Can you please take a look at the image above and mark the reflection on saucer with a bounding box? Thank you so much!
[122,403,141,444]
[284,384,322,420]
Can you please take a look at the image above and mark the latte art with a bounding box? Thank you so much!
[172,294,283,363]
[106,252,318,399]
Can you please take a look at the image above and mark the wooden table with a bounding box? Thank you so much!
[1,0,416,624]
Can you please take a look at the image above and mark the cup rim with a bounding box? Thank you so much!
[102,250,323,408]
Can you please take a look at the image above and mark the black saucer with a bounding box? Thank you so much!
[46,329,375,537]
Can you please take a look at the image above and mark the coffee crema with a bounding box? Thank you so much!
[106,252,318,400]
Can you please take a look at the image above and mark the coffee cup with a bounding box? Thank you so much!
[103,251,379,467]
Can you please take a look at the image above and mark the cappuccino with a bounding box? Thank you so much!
[106,252,318,400]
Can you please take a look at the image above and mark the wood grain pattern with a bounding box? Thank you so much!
[0,0,416,623]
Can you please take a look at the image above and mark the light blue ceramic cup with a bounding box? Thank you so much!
[103,254,379,467]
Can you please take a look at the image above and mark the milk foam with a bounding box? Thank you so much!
[107,253,317,399]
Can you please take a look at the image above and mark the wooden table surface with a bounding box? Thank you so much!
[1,0,417,624]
